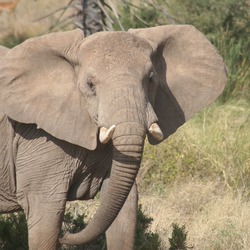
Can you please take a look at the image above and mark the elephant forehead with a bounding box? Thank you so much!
[81,32,152,68]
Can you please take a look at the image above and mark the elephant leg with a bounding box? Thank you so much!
[101,179,138,250]
[19,193,65,250]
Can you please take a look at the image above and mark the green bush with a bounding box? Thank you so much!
[167,0,249,41]
[135,204,161,249]
[0,205,160,250]
[169,223,189,250]
[0,212,28,250]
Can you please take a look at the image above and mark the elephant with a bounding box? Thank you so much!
[0,25,227,250]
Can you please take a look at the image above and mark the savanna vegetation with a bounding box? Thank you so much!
[0,0,249,249]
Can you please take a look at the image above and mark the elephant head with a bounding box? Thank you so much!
[0,25,226,245]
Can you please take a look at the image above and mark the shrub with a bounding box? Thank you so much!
[168,223,189,250]
[135,204,161,249]
[0,212,28,250]
[0,205,160,249]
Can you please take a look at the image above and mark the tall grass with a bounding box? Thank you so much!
[138,97,250,247]
[139,99,250,197]
[214,36,250,102]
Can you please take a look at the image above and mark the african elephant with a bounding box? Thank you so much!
[0,25,227,249]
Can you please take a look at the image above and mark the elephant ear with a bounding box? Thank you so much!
[0,29,98,150]
[129,25,227,144]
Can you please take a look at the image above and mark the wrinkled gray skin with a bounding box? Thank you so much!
[0,26,227,250]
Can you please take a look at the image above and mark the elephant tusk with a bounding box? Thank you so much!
[149,123,163,141]
[99,125,116,144]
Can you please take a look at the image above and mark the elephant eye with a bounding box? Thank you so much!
[87,78,95,92]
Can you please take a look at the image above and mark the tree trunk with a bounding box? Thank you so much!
[74,0,106,36]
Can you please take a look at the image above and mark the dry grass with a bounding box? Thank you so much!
[140,180,250,249]
[65,179,250,249]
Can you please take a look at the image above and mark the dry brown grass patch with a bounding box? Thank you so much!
[140,180,250,249]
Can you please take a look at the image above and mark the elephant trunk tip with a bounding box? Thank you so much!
[59,231,96,247]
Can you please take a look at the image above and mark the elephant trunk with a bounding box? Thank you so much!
[60,122,145,246]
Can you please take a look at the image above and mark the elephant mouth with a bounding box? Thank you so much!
[99,122,163,144]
